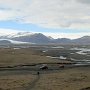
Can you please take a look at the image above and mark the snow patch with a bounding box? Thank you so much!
[59,56,66,59]
[76,51,87,55]
[51,46,64,49]
[71,47,90,55]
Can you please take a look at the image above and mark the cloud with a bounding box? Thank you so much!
[0,28,19,35]
[0,10,21,20]
[0,0,90,29]
[43,32,90,39]
[78,0,90,4]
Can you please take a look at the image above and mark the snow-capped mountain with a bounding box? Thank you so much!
[0,32,52,44]
[0,40,11,45]
[11,33,52,43]
[0,32,90,44]
[0,32,37,44]
[0,32,34,38]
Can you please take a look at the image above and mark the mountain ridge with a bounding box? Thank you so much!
[0,32,90,44]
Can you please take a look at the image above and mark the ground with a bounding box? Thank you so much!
[32,67,90,90]
[0,67,90,90]
[0,74,36,90]
[0,44,90,90]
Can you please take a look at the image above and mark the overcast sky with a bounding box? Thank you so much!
[0,0,90,39]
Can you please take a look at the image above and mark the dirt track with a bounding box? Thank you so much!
[0,64,90,90]
[21,74,40,90]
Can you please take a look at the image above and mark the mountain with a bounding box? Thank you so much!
[53,38,72,44]
[73,36,90,44]
[0,40,11,45]
[10,34,90,44]
[0,32,90,44]
[0,32,34,39]
[11,33,51,43]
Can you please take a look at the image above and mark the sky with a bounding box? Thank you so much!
[0,0,90,39]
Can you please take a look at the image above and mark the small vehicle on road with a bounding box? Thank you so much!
[40,64,48,70]
[59,64,64,68]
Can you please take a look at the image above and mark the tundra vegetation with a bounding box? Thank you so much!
[0,44,90,90]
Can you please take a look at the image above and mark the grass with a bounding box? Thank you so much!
[0,48,62,66]
[32,67,90,90]
[0,45,90,90]
[0,48,62,65]
[0,67,90,90]
[0,74,36,90]
[0,45,89,66]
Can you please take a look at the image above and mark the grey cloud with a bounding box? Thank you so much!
[78,0,90,4]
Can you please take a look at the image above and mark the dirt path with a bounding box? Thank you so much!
[24,74,40,90]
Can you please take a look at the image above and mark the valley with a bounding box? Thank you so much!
[0,44,90,90]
